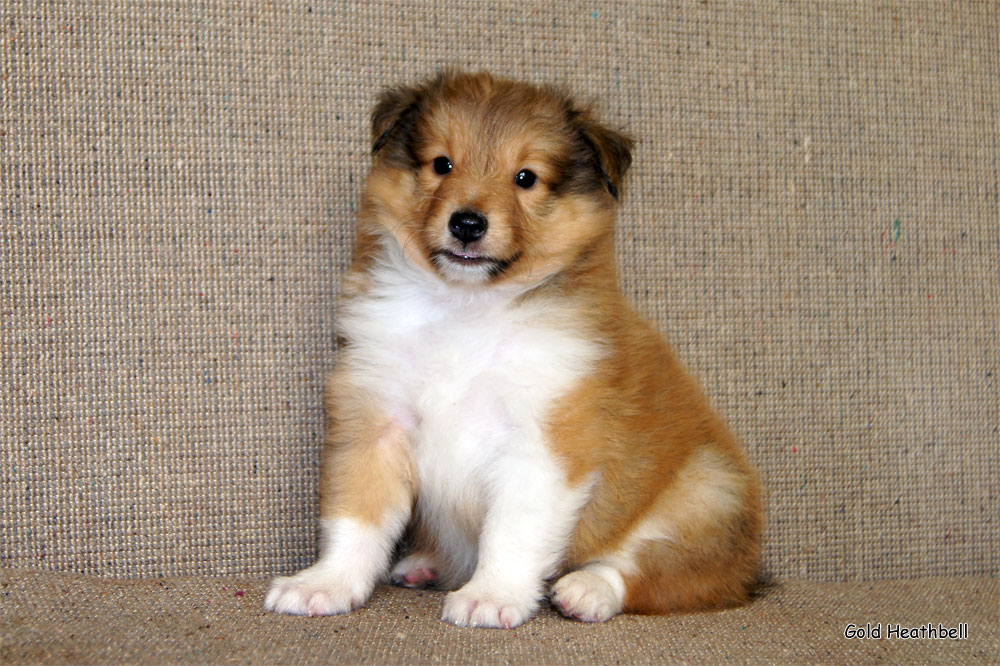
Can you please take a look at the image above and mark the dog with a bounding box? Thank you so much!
[265,71,762,628]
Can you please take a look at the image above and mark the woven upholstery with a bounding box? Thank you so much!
[3,570,998,664]
[2,0,998,589]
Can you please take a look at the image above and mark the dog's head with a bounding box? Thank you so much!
[360,71,632,288]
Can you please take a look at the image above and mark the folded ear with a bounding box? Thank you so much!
[578,119,633,200]
[370,84,422,157]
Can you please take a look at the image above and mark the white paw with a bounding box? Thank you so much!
[264,565,371,616]
[390,554,439,589]
[441,583,537,629]
[551,569,622,623]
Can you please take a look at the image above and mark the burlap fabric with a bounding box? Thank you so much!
[2,0,998,596]
[3,570,999,665]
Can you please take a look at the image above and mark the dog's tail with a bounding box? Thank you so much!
[749,569,779,600]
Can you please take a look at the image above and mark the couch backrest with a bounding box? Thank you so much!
[3,1,997,581]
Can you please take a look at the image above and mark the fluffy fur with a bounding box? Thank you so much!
[265,71,762,628]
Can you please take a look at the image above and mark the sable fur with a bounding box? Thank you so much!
[265,71,762,626]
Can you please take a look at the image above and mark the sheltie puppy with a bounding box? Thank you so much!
[265,71,762,628]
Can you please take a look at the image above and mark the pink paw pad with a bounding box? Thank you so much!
[391,566,438,589]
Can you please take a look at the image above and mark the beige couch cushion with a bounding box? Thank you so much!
[2,570,998,664]
[2,2,997,584]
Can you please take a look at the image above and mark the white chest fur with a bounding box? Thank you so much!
[336,251,601,579]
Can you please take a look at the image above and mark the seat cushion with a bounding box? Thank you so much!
[2,570,996,664]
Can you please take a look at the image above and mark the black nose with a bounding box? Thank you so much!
[448,210,488,244]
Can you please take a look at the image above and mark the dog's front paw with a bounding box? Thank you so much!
[264,565,370,616]
[551,569,622,623]
[441,583,537,628]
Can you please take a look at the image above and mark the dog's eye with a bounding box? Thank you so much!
[432,156,453,175]
[515,169,537,189]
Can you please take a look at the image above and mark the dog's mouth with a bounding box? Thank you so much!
[439,250,488,265]
[431,249,519,279]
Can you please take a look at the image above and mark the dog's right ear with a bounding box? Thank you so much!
[370,85,422,157]
[576,117,633,200]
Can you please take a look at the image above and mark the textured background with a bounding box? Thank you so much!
[2,1,998,582]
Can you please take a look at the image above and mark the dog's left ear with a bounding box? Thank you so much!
[370,84,422,157]
[578,120,633,200]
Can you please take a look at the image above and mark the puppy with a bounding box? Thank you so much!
[265,71,762,628]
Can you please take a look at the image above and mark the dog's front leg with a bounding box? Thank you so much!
[441,451,586,628]
[265,380,416,616]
